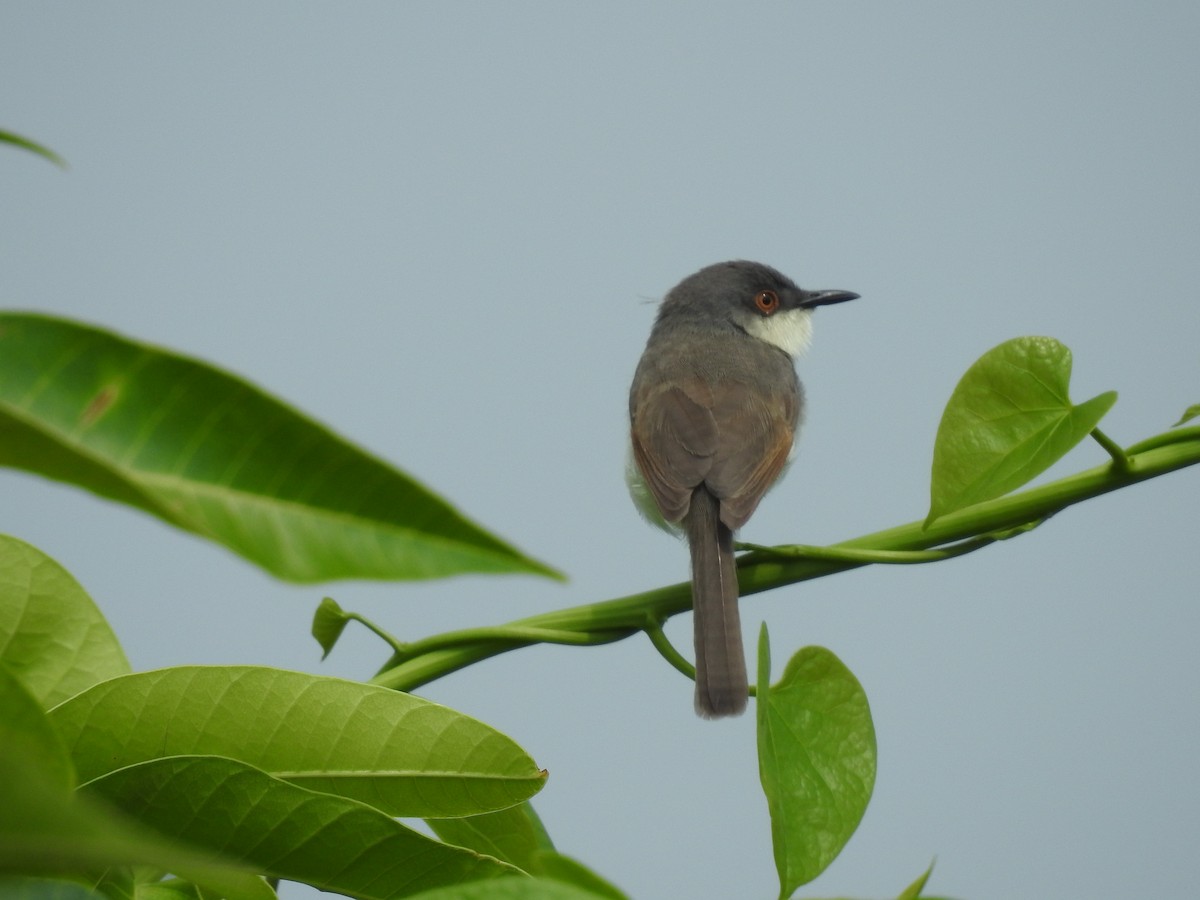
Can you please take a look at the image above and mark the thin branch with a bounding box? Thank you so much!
[1126,424,1200,455]
[396,623,630,660]
[644,621,696,681]
[370,429,1200,693]
[342,611,409,657]
[734,521,1043,566]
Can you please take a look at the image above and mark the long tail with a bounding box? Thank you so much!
[686,486,747,718]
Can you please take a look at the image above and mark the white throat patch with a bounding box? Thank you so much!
[743,308,813,357]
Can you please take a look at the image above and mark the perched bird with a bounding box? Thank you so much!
[628,261,857,717]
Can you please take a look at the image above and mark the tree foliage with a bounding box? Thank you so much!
[4,137,1197,900]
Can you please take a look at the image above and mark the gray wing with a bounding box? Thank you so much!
[631,377,796,529]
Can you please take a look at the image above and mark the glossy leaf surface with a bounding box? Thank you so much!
[50,666,546,817]
[757,630,876,898]
[0,666,75,790]
[427,804,625,899]
[927,336,1116,524]
[0,534,130,708]
[0,744,272,900]
[0,314,557,583]
[84,756,518,900]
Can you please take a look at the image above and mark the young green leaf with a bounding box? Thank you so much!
[1173,403,1200,427]
[0,744,273,900]
[83,756,520,900]
[927,336,1117,525]
[311,597,351,659]
[895,861,934,899]
[0,535,131,708]
[49,666,546,818]
[757,628,876,899]
[0,313,559,583]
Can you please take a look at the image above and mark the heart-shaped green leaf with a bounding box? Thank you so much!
[83,756,519,900]
[49,666,546,817]
[0,313,559,583]
[311,596,352,659]
[756,629,876,899]
[0,534,131,708]
[927,336,1117,524]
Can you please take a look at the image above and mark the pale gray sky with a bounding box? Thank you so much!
[4,4,1199,899]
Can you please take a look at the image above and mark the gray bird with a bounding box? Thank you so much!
[628,261,857,717]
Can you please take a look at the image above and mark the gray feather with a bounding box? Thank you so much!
[687,486,747,718]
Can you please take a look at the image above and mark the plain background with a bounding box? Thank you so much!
[3,4,1199,898]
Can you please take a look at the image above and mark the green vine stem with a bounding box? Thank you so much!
[370,426,1200,693]
[338,609,409,657]
[734,523,1041,565]
[643,620,698,680]
[1090,427,1131,471]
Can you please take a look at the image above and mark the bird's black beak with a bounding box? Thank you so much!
[800,289,859,309]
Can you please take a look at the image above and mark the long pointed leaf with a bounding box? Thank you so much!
[0,878,109,899]
[83,756,519,899]
[49,666,546,817]
[428,805,544,873]
[427,805,626,899]
[0,534,131,708]
[0,744,273,900]
[0,665,75,790]
[0,313,558,583]
[0,130,67,168]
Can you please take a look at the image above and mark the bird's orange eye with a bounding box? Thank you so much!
[754,290,780,314]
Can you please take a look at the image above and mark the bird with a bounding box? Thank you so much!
[628,260,857,717]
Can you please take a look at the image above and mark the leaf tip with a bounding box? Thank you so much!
[755,623,771,699]
[896,858,937,899]
[1173,402,1200,428]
